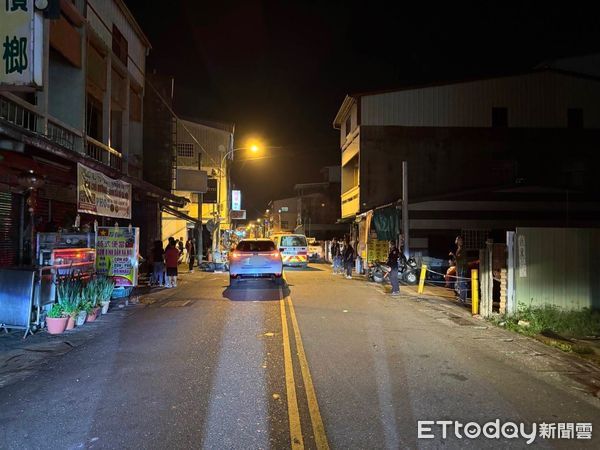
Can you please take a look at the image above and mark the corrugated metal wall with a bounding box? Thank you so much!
[361,71,600,128]
[514,227,600,310]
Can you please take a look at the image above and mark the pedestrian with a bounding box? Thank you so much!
[330,238,341,274]
[164,237,180,288]
[343,236,355,279]
[151,240,165,286]
[186,237,196,273]
[177,236,185,263]
[450,235,467,303]
[387,240,401,296]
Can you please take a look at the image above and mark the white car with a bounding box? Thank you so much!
[229,239,284,286]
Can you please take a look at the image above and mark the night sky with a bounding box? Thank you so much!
[125,1,599,217]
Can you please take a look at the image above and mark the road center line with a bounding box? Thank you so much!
[286,295,330,450]
[280,296,304,449]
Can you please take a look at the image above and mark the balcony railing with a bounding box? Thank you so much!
[85,136,123,172]
[0,93,41,133]
[0,93,126,174]
[341,185,360,218]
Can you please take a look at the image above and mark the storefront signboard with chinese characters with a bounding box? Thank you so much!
[1,0,43,88]
[77,163,132,219]
[95,226,139,287]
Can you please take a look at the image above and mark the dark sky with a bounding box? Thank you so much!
[125,0,599,218]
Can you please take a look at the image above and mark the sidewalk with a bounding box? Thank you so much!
[341,266,600,400]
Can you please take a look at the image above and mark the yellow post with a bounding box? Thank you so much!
[417,264,427,294]
[471,269,479,315]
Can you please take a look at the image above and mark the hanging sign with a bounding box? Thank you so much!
[77,163,132,219]
[0,0,43,88]
[231,190,241,211]
[95,226,139,287]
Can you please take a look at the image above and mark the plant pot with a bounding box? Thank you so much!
[46,317,68,335]
[66,315,76,330]
[101,302,110,315]
[86,307,100,322]
[76,310,87,326]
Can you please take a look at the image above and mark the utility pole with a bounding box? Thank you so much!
[197,193,203,266]
[402,160,409,258]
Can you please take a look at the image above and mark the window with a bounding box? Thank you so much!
[177,143,194,157]
[345,116,352,136]
[492,107,508,128]
[567,108,583,129]
[281,235,307,247]
[112,25,128,65]
[237,240,276,252]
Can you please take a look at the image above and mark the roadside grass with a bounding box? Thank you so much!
[490,304,600,362]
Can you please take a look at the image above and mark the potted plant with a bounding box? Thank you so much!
[98,276,115,314]
[75,294,87,326]
[56,275,82,330]
[84,279,101,322]
[46,304,68,335]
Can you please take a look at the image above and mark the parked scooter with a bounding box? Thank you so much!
[367,257,418,285]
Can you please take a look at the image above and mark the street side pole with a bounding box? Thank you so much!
[402,160,409,258]
[197,193,203,266]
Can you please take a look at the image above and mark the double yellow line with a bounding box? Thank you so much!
[280,294,330,450]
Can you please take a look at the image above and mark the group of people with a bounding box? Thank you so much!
[331,236,404,296]
[330,236,355,279]
[150,236,196,288]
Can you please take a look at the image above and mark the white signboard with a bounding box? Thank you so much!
[77,163,132,219]
[0,0,43,87]
[231,189,241,211]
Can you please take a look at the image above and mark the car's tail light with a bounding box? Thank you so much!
[270,251,280,258]
[231,251,242,259]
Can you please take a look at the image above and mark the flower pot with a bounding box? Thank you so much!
[66,315,75,330]
[76,310,87,326]
[86,307,100,322]
[101,302,110,315]
[46,317,68,335]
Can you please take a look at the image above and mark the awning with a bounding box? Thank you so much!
[161,205,200,224]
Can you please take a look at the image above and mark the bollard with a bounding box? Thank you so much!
[471,268,479,315]
[417,264,427,294]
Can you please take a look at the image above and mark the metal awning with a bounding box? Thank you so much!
[161,205,200,224]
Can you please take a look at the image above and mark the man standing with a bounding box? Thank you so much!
[387,240,401,296]
[331,238,341,274]
[452,235,468,304]
[186,237,196,273]
[343,236,355,279]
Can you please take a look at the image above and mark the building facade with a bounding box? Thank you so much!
[0,0,184,266]
[333,69,600,257]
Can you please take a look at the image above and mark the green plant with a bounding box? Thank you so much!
[47,303,64,319]
[83,278,101,308]
[97,276,115,302]
[56,274,83,317]
[82,300,94,314]
[492,302,600,338]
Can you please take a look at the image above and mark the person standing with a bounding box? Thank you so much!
[451,235,467,304]
[387,240,401,296]
[151,240,165,287]
[165,237,180,288]
[186,237,196,273]
[331,238,341,274]
[343,236,355,279]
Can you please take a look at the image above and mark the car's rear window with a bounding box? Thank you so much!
[236,241,276,252]
[280,236,307,247]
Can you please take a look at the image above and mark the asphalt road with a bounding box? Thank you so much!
[0,264,599,449]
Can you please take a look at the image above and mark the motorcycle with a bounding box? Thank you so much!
[367,257,419,285]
